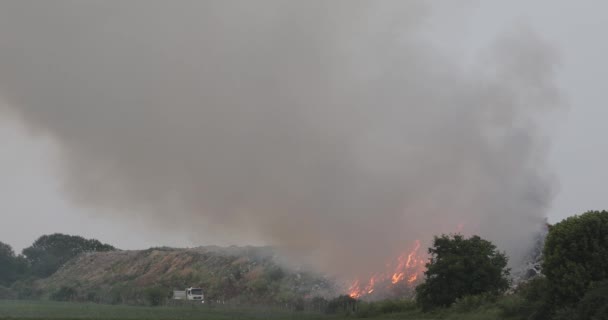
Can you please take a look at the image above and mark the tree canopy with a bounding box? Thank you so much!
[22,233,115,278]
[542,210,608,308]
[575,280,608,320]
[415,234,510,310]
[0,241,18,285]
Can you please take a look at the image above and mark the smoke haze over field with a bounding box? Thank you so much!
[0,1,559,277]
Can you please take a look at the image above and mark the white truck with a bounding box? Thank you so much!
[173,287,204,303]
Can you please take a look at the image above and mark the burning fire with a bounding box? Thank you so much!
[348,240,426,299]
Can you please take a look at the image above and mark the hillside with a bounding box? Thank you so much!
[35,246,336,305]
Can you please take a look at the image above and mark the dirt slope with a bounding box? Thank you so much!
[37,246,335,305]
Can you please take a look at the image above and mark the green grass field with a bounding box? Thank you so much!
[0,300,337,320]
[0,299,510,320]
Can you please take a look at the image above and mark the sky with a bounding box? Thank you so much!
[0,1,606,256]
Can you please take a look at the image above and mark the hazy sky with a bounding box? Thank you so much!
[0,1,606,256]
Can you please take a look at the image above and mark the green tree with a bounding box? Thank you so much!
[576,280,608,320]
[144,286,168,306]
[415,234,510,310]
[542,210,608,308]
[22,233,115,278]
[0,241,18,285]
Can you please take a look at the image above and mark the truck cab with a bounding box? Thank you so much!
[186,287,204,302]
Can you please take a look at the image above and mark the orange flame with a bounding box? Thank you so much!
[348,240,426,299]
[348,280,363,299]
[391,273,404,284]
[407,274,418,283]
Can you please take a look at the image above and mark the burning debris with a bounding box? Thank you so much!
[348,222,550,300]
[348,240,426,300]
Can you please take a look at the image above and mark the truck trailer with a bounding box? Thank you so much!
[173,287,204,303]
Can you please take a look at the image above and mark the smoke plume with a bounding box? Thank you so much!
[0,1,559,278]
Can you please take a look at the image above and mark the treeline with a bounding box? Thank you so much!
[0,234,115,298]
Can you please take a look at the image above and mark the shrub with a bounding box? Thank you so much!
[451,293,498,313]
[325,295,357,314]
[509,277,554,320]
[109,286,125,304]
[293,297,305,312]
[0,285,16,299]
[10,280,39,299]
[353,301,379,318]
[108,284,139,305]
[352,299,417,318]
[267,266,285,281]
[377,299,417,314]
[552,307,579,320]
[144,287,168,306]
[86,291,98,302]
[496,294,526,318]
[50,286,77,301]
[310,296,328,312]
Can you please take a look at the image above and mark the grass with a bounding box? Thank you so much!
[0,300,334,320]
[0,299,515,320]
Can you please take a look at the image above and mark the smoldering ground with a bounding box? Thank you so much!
[0,1,559,278]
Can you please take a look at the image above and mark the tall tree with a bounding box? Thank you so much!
[22,234,115,278]
[415,234,510,310]
[0,241,17,285]
[542,210,608,308]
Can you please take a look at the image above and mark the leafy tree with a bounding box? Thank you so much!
[0,241,18,285]
[576,280,608,320]
[542,210,608,308]
[22,233,115,278]
[415,234,510,310]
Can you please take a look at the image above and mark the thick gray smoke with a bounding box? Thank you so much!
[0,1,559,277]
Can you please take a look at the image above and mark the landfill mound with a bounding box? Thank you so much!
[37,246,335,305]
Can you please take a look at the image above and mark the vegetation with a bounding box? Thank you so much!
[0,299,333,320]
[50,286,78,302]
[0,234,115,301]
[349,298,419,318]
[0,298,530,320]
[505,277,552,320]
[324,295,357,314]
[22,233,115,278]
[144,286,169,306]
[491,210,608,319]
[542,211,608,308]
[575,280,608,320]
[415,234,510,310]
[0,241,19,286]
